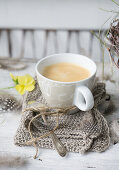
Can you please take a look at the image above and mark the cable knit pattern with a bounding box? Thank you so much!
[14,81,110,153]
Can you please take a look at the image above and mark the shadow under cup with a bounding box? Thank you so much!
[36,53,97,111]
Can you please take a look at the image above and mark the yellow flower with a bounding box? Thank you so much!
[10,73,35,95]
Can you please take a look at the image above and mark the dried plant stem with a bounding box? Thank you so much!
[91,30,107,80]
[99,8,119,14]
[101,45,105,81]
[112,0,119,7]
[109,52,113,77]
[90,31,105,45]
[99,17,111,80]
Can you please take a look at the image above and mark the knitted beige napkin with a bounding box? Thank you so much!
[14,81,110,154]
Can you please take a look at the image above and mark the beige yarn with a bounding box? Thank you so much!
[14,81,110,154]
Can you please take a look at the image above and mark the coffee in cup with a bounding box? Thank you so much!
[42,62,90,82]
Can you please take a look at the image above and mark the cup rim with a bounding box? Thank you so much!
[35,53,97,84]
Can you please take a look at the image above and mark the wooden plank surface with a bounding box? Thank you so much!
[0,62,119,170]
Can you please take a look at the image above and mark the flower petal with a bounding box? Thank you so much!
[25,74,35,85]
[15,84,25,95]
[17,76,26,85]
[25,84,35,91]
[18,74,35,85]
[10,73,18,81]
[10,73,15,80]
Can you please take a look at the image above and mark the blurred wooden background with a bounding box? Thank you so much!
[0,0,118,61]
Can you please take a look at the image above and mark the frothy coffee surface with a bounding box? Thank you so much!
[42,62,90,82]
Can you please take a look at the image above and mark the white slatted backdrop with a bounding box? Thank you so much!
[0,29,110,62]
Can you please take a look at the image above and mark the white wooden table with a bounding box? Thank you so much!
[0,62,119,170]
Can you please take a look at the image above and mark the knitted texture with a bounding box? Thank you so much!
[14,81,110,153]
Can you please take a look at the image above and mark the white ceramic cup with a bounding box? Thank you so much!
[36,53,97,111]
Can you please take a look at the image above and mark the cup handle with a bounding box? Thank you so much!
[73,86,94,111]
